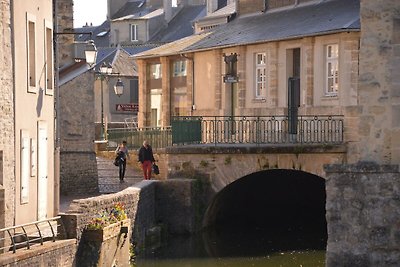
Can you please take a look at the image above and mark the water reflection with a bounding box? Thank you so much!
[135,252,325,267]
[134,226,326,267]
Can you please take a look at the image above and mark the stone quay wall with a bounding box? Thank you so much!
[0,240,76,267]
[325,163,400,266]
[61,179,201,255]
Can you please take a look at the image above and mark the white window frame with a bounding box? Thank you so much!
[44,20,54,95]
[255,53,267,99]
[149,63,162,79]
[130,24,138,42]
[325,44,339,96]
[26,13,37,93]
[172,60,187,77]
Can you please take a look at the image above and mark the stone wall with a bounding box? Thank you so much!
[60,71,98,195]
[325,163,400,266]
[163,145,347,192]
[155,179,207,234]
[356,0,400,164]
[0,0,15,230]
[60,152,98,194]
[61,179,202,253]
[55,0,74,69]
[0,240,76,267]
[61,181,156,249]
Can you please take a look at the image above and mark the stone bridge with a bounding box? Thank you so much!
[159,144,347,192]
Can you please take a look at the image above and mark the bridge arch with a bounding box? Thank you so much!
[163,145,346,193]
[202,169,327,245]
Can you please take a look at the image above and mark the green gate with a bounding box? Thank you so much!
[171,117,202,144]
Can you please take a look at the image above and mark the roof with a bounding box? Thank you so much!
[111,1,149,20]
[122,44,161,55]
[112,7,164,21]
[135,32,212,58]
[136,0,360,58]
[150,5,206,43]
[74,20,110,48]
[112,49,137,76]
[185,0,360,52]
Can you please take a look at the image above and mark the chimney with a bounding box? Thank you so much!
[56,0,74,68]
[207,0,218,14]
[163,0,172,22]
[236,0,265,16]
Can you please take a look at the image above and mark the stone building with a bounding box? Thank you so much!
[135,0,360,129]
[0,0,56,228]
[0,0,15,229]
[134,0,400,265]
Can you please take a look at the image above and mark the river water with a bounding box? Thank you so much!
[133,225,326,267]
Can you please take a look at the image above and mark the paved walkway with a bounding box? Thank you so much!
[97,156,143,194]
[60,156,144,212]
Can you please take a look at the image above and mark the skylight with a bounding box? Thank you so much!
[97,31,108,37]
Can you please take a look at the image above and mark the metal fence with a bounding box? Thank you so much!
[107,126,172,149]
[0,216,61,254]
[106,116,344,148]
[171,115,344,145]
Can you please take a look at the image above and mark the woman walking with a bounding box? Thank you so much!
[115,140,129,182]
[138,140,155,180]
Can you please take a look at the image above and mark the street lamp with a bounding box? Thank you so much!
[96,62,125,140]
[84,40,97,67]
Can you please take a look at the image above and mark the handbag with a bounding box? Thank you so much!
[152,163,160,175]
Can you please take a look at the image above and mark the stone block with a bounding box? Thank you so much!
[392,105,400,127]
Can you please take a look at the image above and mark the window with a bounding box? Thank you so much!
[45,21,53,94]
[114,29,120,44]
[130,24,138,42]
[172,60,187,77]
[130,79,139,104]
[325,44,339,96]
[148,64,162,79]
[172,87,188,116]
[27,14,36,92]
[255,53,266,98]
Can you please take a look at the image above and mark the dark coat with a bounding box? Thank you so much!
[138,145,155,163]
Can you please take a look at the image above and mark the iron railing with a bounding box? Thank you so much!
[172,115,344,145]
[107,126,172,149]
[0,216,62,254]
[106,116,344,148]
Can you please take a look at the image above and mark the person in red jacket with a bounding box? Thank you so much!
[138,140,155,180]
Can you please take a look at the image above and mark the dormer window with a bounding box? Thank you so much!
[130,24,138,42]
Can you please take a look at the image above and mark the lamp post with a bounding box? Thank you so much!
[96,62,124,140]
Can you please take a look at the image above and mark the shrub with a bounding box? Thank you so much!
[86,202,127,230]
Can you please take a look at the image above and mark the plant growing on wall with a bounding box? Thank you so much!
[86,202,128,230]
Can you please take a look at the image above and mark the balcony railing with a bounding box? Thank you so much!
[106,115,344,149]
[171,115,344,145]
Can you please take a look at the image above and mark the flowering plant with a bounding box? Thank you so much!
[86,202,127,230]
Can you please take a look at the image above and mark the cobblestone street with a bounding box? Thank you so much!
[60,156,144,212]
[97,156,143,193]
